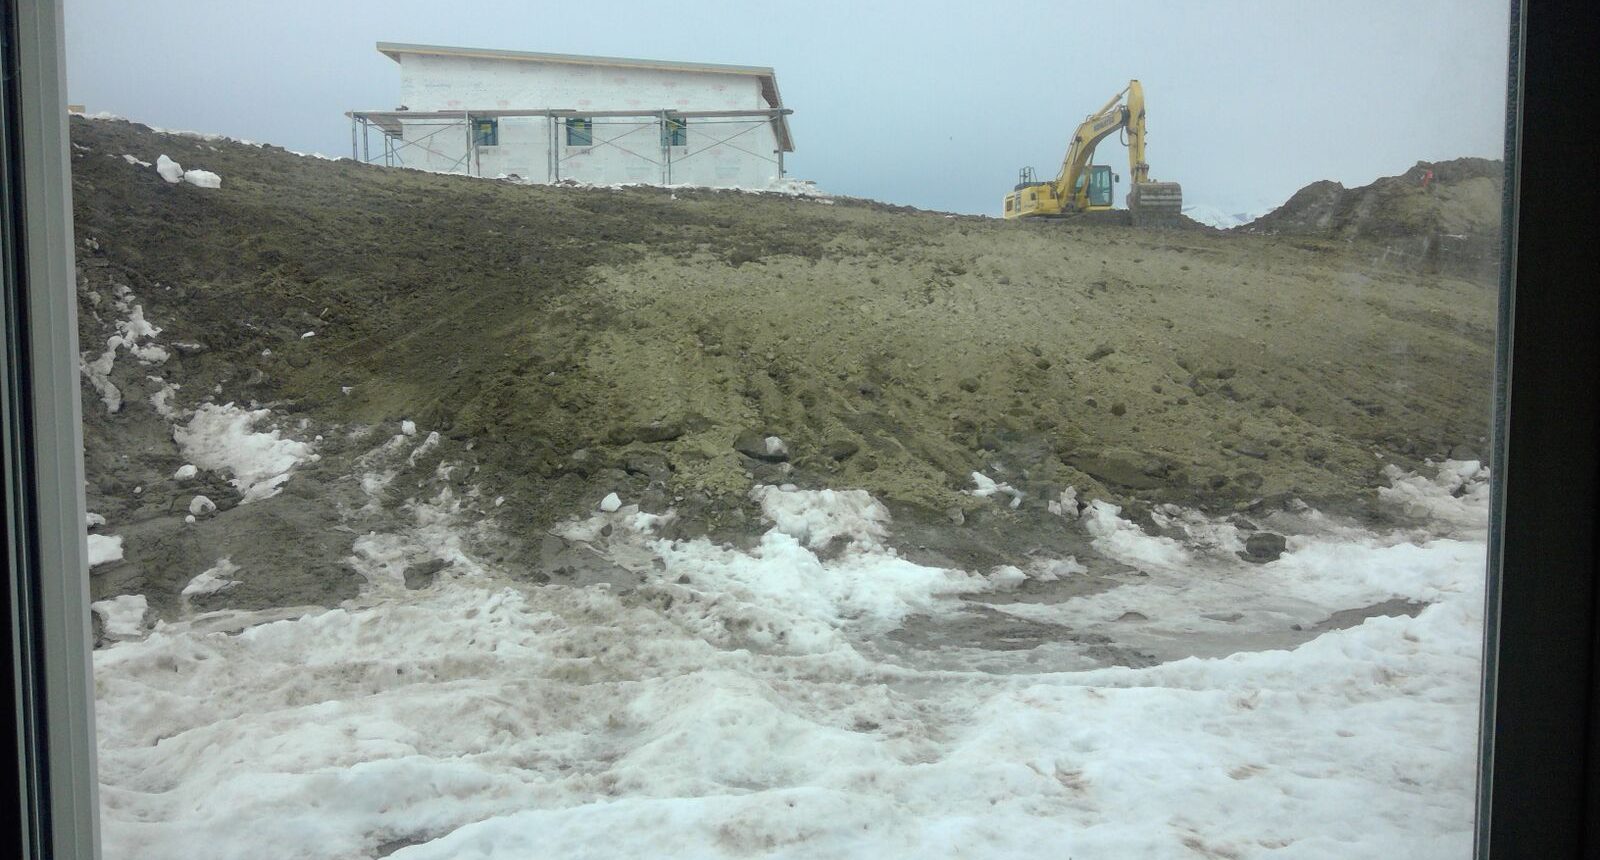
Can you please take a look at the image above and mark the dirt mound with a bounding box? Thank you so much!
[70,116,1496,611]
[1243,158,1504,282]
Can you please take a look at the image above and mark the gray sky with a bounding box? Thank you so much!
[65,0,1511,216]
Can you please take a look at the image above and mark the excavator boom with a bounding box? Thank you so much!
[1003,80,1182,224]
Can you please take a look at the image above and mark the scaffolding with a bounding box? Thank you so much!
[343,107,794,183]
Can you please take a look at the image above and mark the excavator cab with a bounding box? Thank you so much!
[1076,165,1115,209]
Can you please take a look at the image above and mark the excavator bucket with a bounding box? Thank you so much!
[1129,181,1184,227]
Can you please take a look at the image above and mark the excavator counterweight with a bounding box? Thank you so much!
[1002,80,1183,225]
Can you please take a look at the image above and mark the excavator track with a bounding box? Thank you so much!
[1129,181,1184,227]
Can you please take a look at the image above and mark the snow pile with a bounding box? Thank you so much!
[749,484,889,550]
[1047,486,1079,517]
[183,168,222,189]
[548,175,828,199]
[122,154,151,168]
[152,154,222,188]
[1380,459,1491,531]
[651,531,987,654]
[154,154,184,184]
[1081,499,1189,567]
[761,176,828,197]
[87,533,123,567]
[92,468,1488,859]
[172,403,316,502]
[1182,203,1275,230]
[90,594,147,639]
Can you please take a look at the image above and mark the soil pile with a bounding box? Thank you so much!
[70,116,1497,623]
[1244,158,1504,282]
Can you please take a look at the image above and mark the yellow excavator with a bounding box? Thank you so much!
[1002,80,1182,225]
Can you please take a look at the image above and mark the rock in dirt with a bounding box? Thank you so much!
[403,559,449,590]
[1239,531,1288,563]
[610,419,686,445]
[823,439,860,461]
[734,430,789,462]
[623,451,671,481]
[1069,449,1169,490]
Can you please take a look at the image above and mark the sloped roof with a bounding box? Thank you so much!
[377,42,792,150]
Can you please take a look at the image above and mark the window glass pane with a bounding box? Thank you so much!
[63,3,1510,857]
[566,117,591,146]
[473,118,498,147]
[662,116,687,148]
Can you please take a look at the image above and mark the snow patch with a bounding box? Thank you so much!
[154,154,184,183]
[90,594,148,639]
[172,404,315,503]
[968,471,1023,508]
[749,484,889,550]
[182,558,241,597]
[1380,459,1491,532]
[87,533,123,567]
[182,168,222,189]
[1081,499,1189,568]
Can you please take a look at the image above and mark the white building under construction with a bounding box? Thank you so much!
[348,42,795,188]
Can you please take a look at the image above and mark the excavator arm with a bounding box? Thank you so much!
[1003,79,1182,223]
[1051,85,1136,210]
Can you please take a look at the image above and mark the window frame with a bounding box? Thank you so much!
[3,1,103,857]
[565,116,592,148]
[661,114,687,148]
[4,1,1599,857]
[472,117,498,148]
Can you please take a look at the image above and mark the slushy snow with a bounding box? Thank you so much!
[93,463,1487,859]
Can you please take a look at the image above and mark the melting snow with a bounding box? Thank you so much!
[154,154,185,184]
[93,463,1488,859]
[91,594,148,639]
[182,558,241,598]
[172,404,315,503]
[87,533,123,567]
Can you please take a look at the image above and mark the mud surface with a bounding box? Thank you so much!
[71,117,1496,642]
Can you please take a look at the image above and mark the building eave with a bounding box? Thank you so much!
[376,42,794,152]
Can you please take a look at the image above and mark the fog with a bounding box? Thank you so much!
[65,0,1511,215]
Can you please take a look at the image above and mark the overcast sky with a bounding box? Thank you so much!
[64,0,1511,216]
